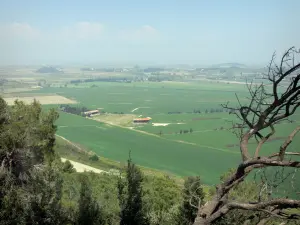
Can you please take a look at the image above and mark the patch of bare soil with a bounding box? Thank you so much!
[4,95,77,105]
[92,114,136,126]
[61,158,106,174]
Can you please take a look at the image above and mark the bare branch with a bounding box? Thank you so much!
[194,47,300,225]
[254,125,275,158]
[208,199,300,223]
[278,126,300,161]
[270,152,300,158]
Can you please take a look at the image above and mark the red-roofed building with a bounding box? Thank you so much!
[133,117,152,123]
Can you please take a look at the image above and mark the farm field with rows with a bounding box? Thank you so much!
[26,80,300,184]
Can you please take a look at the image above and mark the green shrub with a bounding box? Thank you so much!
[89,154,99,161]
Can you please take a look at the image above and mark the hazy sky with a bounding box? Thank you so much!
[0,0,299,65]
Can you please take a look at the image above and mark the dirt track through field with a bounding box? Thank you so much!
[57,118,239,156]
[87,118,239,154]
[131,107,150,112]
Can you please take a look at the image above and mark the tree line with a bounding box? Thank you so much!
[59,104,90,116]
[70,77,131,84]
[167,108,227,115]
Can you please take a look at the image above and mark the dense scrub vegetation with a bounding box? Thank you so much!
[0,97,299,224]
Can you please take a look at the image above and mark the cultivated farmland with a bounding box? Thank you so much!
[23,80,300,185]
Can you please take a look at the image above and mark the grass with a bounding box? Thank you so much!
[31,81,251,114]
[55,134,185,186]
[17,80,300,185]
[55,112,241,185]
[55,135,121,171]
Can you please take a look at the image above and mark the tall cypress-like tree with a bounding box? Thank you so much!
[77,175,104,225]
[118,155,149,225]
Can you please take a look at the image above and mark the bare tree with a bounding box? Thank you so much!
[193,47,300,225]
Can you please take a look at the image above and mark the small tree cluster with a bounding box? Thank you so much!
[59,104,89,116]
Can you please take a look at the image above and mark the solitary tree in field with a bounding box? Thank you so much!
[193,47,300,225]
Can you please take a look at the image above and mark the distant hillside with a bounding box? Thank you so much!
[80,67,94,71]
[36,66,63,73]
[211,63,247,68]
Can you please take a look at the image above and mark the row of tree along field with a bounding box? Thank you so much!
[59,103,230,116]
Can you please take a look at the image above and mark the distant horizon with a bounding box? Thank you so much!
[0,61,267,69]
[0,0,299,65]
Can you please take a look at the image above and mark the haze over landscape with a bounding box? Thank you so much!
[0,0,299,65]
[0,1,300,225]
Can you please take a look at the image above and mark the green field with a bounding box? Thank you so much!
[55,112,241,184]
[32,81,250,113]
[13,81,300,184]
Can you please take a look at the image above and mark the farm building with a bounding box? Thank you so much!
[133,117,152,123]
[83,109,100,117]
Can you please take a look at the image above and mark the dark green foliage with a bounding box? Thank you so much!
[62,170,182,225]
[89,154,99,162]
[0,97,8,126]
[0,97,68,225]
[143,175,181,225]
[118,155,149,225]
[59,104,89,116]
[23,166,67,225]
[177,176,205,225]
[0,98,58,184]
[0,100,58,175]
[77,175,104,225]
[0,164,68,225]
[0,188,25,225]
[62,160,76,173]
[62,172,120,225]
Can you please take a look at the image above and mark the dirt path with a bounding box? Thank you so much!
[90,118,239,154]
[131,107,139,112]
[56,134,108,174]
[61,158,107,174]
[131,107,150,112]
[62,117,238,155]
